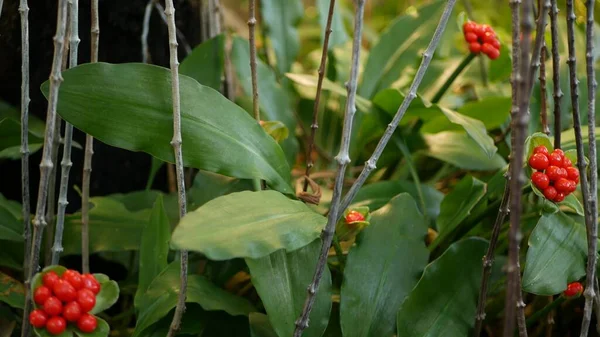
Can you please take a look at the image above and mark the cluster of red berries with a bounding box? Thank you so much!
[529,145,579,202]
[563,281,584,298]
[29,270,101,335]
[345,210,365,225]
[462,21,501,60]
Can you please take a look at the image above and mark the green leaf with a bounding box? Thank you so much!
[246,240,332,337]
[456,97,512,130]
[0,271,25,309]
[179,34,225,91]
[260,0,303,75]
[525,132,554,159]
[340,194,429,337]
[360,0,447,98]
[90,273,119,314]
[260,121,289,143]
[33,327,73,337]
[0,117,43,159]
[135,195,170,310]
[249,313,279,337]
[349,180,444,222]
[432,176,486,247]
[522,212,587,295]
[63,197,151,254]
[133,261,256,337]
[171,191,326,260]
[187,171,254,211]
[42,62,293,194]
[396,238,489,337]
[231,37,299,166]
[0,195,23,242]
[316,0,348,48]
[423,132,507,170]
[72,316,110,337]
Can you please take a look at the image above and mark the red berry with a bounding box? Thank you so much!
[529,153,550,170]
[46,316,67,335]
[543,186,558,201]
[549,152,564,166]
[546,166,562,181]
[474,24,485,37]
[63,270,83,290]
[53,279,77,302]
[481,43,494,55]
[463,21,477,34]
[567,167,580,182]
[553,148,565,156]
[29,309,48,328]
[345,210,365,224]
[563,281,584,298]
[563,156,573,168]
[34,286,52,305]
[567,179,578,193]
[42,271,60,289]
[465,32,478,43]
[77,313,98,333]
[532,172,550,189]
[77,289,96,312]
[555,192,565,202]
[42,296,63,316]
[489,38,501,50]
[486,47,500,60]
[469,42,482,54]
[558,167,568,179]
[63,301,83,322]
[482,24,494,34]
[81,274,101,294]
[555,178,572,193]
[534,145,550,155]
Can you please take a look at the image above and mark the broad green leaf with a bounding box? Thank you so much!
[187,171,254,211]
[250,313,279,337]
[145,157,164,190]
[0,194,23,242]
[171,191,326,260]
[72,317,110,337]
[0,271,25,309]
[525,132,554,159]
[522,212,587,295]
[317,0,348,48]
[360,0,447,98]
[231,37,299,166]
[135,195,170,309]
[260,0,303,75]
[246,240,332,337]
[432,176,486,247]
[0,100,46,137]
[457,97,512,130]
[90,273,119,314]
[133,261,256,337]
[0,117,43,159]
[423,132,507,170]
[396,238,489,337]
[63,197,151,254]
[341,194,429,337]
[34,327,73,337]
[350,180,443,222]
[260,121,289,143]
[180,34,225,90]
[42,62,293,194]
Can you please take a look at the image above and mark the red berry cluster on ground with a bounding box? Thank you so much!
[462,21,501,60]
[29,270,101,335]
[528,145,579,203]
[345,210,365,226]
[563,281,584,298]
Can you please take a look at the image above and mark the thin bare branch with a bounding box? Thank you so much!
[248,0,260,121]
[141,0,157,63]
[44,115,61,266]
[154,2,192,55]
[549,0,562,148]
[540,45,549,135]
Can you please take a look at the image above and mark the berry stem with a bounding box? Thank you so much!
[431,52,476,104]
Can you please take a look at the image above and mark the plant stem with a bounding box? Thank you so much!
[21,1,68,336]
[293,1,367,336]
[336,0,457,224]
[539,45,549,135]
[44,115,61,267]
[154,2,192,56]
[549,0,562,148]
[580,0,598,335]
[393,136,427,221]
[52,0,79,266]
[303,0,336,193]
[248,0,260,122]
[332,235,345,272]
[141,0,156,63]
[431,52,475,104]
[163,2,188,336]
[526,296,564,327]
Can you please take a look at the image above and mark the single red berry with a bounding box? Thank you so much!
[46,316,67,335]
[481,43,494,55]
[489,38,501,50]
[563,281,584,298]
[531,172,550,189]
[81,274,101,294]
[558,167,568,179]
[465,32,478,43]
[567,179,578,193]
[567,167,580,183]
[533,145,550,155]
[42,271,60,289]
[473,24,486,37]
[77,289,96,312]
[486,47,500,60]
[63,301,83,322]
[469,42,482,54]
[482,24,494,34]
[42,296,63,316]
[546,166,562,181]
[555,178,572,193]
[463,21,477,34]
[63,270,83,290]
[29,309,48,328]
[553,148,565,156]
[529,153,550,170]
[543,186,558,201]
[77,313,98,333]
[549,152,564,166]
[345,210,365,224]
[555,192,566,202]
[53,279,77,302]
[563,156,573,168]
[34,285,52,305]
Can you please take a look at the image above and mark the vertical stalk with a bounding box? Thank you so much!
[549,0,562,148]
[293,1,367,336]
[579,0,598,334]
[141,0,156,63]
[44,116,61,266]
[303,0,336,192]
[431,52,476,104]
[21,1,69,336]
[52,0,79,266]
[163,2,188,336]
[248,0,260,122]
[539,46,549,135]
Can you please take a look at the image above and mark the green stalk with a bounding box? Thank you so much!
[431,52,476,104]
